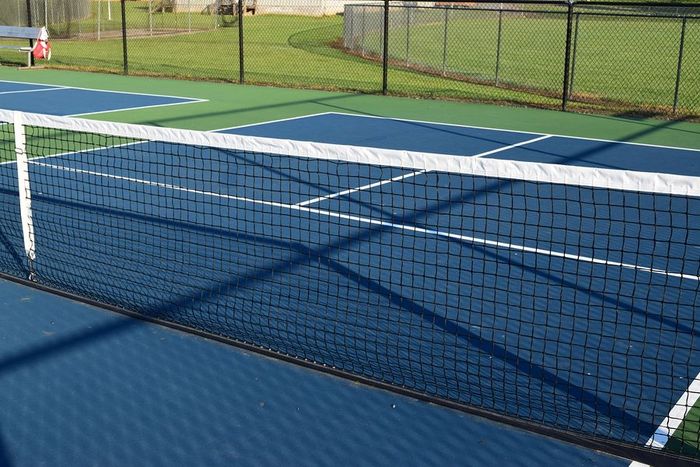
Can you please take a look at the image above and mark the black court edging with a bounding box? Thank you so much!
[0,270,695,467]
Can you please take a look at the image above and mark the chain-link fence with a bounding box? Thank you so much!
[344,1,699,116]
[1,0,698,118]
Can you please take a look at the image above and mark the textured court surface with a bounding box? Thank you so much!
[0,278,630,466]
[0,111,698,457]
[0,80,203,116]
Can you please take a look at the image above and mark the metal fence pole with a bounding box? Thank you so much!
[361,5,366,57]
[238,0,244,84]
[405,6,410,66]
[561,0,575,111]
[673,17,687,114]
[346,6,352,48]
[25,0,35,66]
[121,0,128,74]
[382,0,389,95]
[568,12,580,98]
[25,0,32,26]
[442,7,449,76]
[495,9,503,85]
[97,0,102,40]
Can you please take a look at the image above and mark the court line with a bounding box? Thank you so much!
[28,159,700,282]
[295,135,552,207]
[0,113,309,168]
[211,112,337,133]
[0,141,144,167]
[628,371,700,466]
[0,80,207,118]
[0,87,64,95]
[327,112,700,153]
[0,79,209,103]
[0,112,295,168]
[295,170,428,207]
[72,99,208,118]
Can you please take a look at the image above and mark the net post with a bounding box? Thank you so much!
[121,0,128,75]
[238,0,244,84]
[561,0,575,111]
[673,16,687,114]
[13,112,36,281]
[382,0,389,95]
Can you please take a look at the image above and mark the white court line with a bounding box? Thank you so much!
[0,87,64,95]
[0,108,291,169]
[72,99,208,118]
[0,79,207,118]
[629,371,700,466]
[296,170,428,207]
[0,140,144,167]
[295,135,551,207]
[211,112,336,133]
[470,134,551,158]
[328,112,700,153]
[28,159,700,282]
[0,79,209,103]
[0,81,206,165]
[0,108,288,168]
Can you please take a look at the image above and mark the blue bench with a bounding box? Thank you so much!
[0,26,44,67]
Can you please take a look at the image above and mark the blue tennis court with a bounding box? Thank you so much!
[0,79,204,115]
[0,110,698,456]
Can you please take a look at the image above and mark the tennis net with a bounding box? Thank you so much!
[1,109,699,463]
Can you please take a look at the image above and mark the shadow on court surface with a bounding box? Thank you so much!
[0,278,629,466]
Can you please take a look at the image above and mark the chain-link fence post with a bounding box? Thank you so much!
[121,0,128,74]
[148,0,153,36]
[382,0,389,94]
[361,5,366,57]
[442,7,449,76]
[239,0,245,84]
[25,0,35,66]
[568,12,580,99]
[673,16,687,114]
[405,6,410,66]
[561,0,575,111]
[495,8,503,85]
[188,0,192,33]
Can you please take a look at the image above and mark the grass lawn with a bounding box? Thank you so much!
[0,2,697,116]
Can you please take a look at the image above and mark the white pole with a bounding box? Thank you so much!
[149,0,153,35]
[44,0,48,27]
[13,112,36,281]
[97,0,101,40]
[108,0,112,21]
